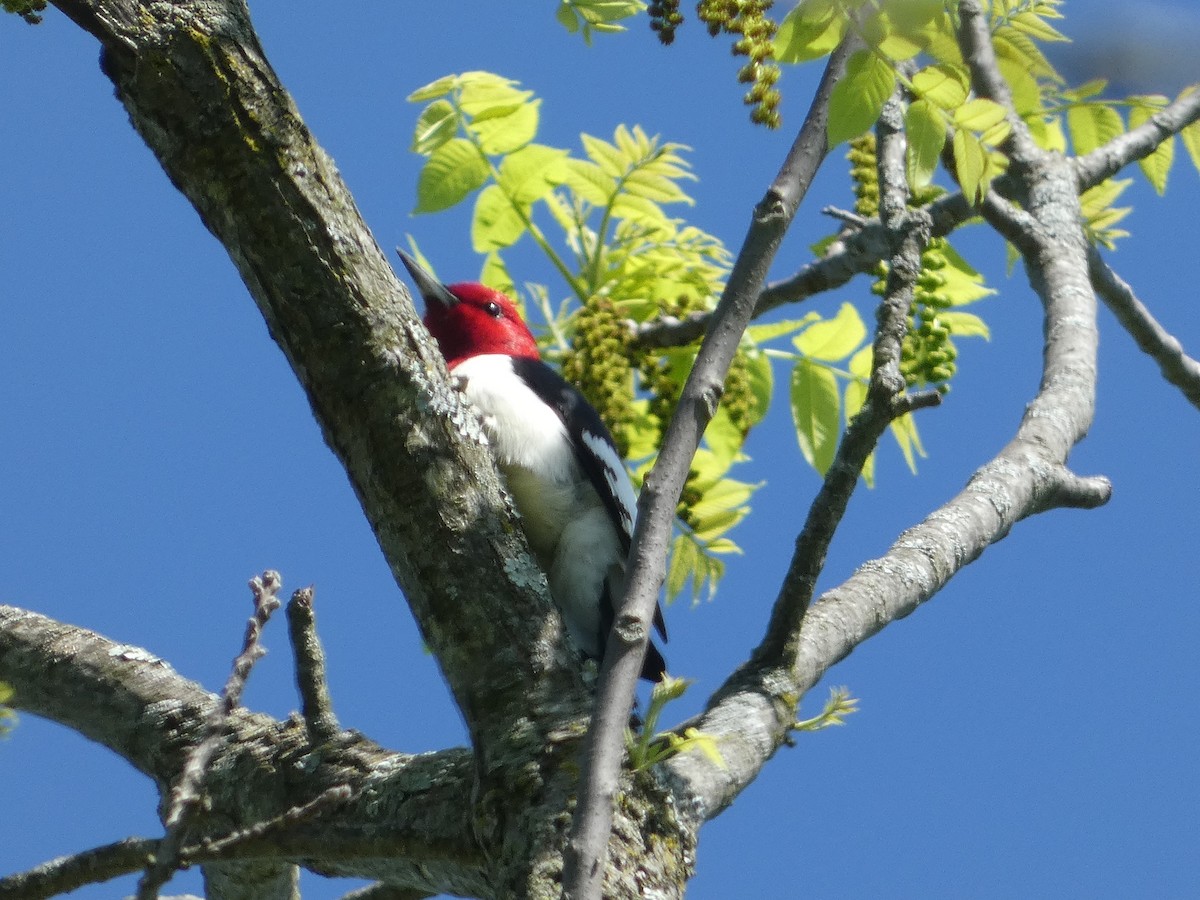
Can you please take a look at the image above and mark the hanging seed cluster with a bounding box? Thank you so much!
[648,0,781,127]
[648,0,685,43]
[561,297,637,458]
[849,134,958,392]
[3,0,47,23]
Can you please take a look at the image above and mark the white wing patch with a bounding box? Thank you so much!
[581,428,637,543]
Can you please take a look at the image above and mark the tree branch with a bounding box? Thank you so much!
[286,586,341,745]
[47,0,590,752]
[1073,88,1200,190]
[0,605,488,897]
[755,90,940,673]
[0,838,157,900]
[139,571,284,900]
[663,0,1113,822]
[1089,249,1200,410]
[562,36,856,900]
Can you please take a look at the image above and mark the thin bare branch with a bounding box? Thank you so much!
[563,35,858,900]
[757,92,940,673]
[0,838,157,900]
[1089,249,1200,410]
[137,571,284,900]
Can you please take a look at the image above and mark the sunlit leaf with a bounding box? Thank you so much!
[471,184,526,252]
[1066,103,1124,156]
[794,302,866,361]
[791,359,840,474]
[774,0,846,64]
[473,100,540,155]
[911,63,969,109]
[827,50,896,148]
[905,98,946,189]
[414,138,488,213]
[1129,99,1174,194]
[411,99,458,155]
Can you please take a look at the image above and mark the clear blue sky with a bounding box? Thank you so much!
[3,4,1199,898]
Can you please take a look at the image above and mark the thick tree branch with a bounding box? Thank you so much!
[1089,249,1200,410]
[0,605,488,897]
[47,0,590,753]
[562,37,856,900]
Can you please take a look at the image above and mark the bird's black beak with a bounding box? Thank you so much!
[397,248,458,310]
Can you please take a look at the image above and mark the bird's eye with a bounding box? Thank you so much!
[484,301,502,318]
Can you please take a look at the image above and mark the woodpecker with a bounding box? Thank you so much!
[398,250,667,681]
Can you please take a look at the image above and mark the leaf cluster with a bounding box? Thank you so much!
[408,72,764,602]
[625,675,725,769]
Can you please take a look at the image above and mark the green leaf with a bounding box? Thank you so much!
[938,310,990,340]
[954,98,1008,133]
[1010,10,1069,43]
[791,359,840,474]
[827,50,896,148]
[704,406,746,469]
[1066,103,1124,156]
[458,72,534,120]
[911,63,969,109]
[407,74,458,103]
[479,251,515,297]
[1181,119,1200,176]
[742,348,774,429]
[666,532,700,602]
[414,138,489,213]
[1180,120,1200,176]
[952,129,989,204]
[564,158,617,205]
[889,411,925,473]
[471,184,527,252]
[411,99,458,156]
[774,0,847,64]
[864,8,926,61]
[473,99,540,155]
[794,302,866,361]
[746,312,821,343]
[556,0,644,43]
[905,98,946,189]
[1129,99,1174,194]
[497,143,569,203]
[995,54,1043,119]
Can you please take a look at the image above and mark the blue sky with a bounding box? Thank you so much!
[3,3,1199,898]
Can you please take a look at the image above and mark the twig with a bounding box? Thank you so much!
[0,838,157,900]
[135,570,283,900]
[758,90,941,667]
[1073,88,1200,191]
[188,785,354,858]
[821,205,870,227]
[286,586,341,744]
[561,35,858,900]
[1088,249,1200,411]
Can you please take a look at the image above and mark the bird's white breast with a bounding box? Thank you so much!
[453,354,598,560]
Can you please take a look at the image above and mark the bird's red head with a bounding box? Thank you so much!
[398,251,540,369]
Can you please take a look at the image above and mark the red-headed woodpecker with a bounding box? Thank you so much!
[398,250,667,681]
